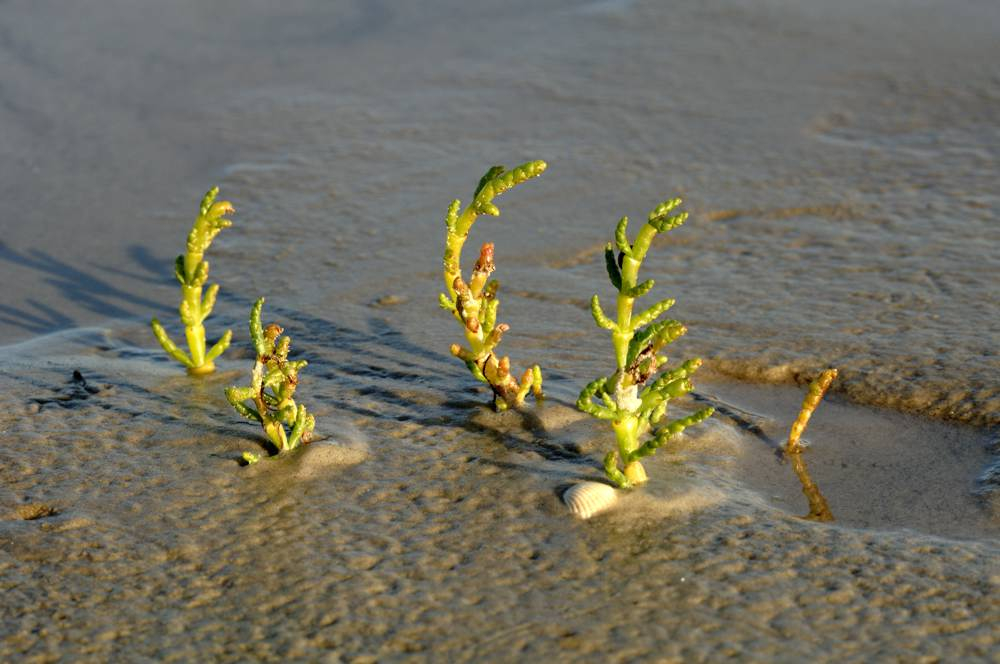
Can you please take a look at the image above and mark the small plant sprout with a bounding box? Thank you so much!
[577,198,714,489]
[225,298,315,463]
[439,161,547,411]
[785,368,838,454]
[151,187,234,375]
[784,369,838,521]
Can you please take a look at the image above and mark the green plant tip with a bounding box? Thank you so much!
[150,187,234,374]
[576,197,712,488]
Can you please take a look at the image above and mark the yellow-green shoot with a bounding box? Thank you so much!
[785,368,838,454]
[225,298,315,463]
[439,161,547,411]
[577,198,714,488]
[785,369,838,521]
[151,187,234,375]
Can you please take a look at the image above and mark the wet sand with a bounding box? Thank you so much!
[2,0,999,660]
[1,321,997,661]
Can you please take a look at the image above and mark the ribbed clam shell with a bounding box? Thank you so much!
[563,481,618,519]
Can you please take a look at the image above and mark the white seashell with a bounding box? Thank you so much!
[563,481,618,519]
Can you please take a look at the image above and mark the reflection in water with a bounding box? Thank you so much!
[696,386,836,521]
[788,451,834,522]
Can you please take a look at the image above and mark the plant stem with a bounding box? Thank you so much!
[612,413,639,459]
[614,255,641,370]
[443,207,478,301]
[184,320,207,370]
[786,368,838,453]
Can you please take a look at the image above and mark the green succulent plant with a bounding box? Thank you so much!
[577,198,714,488]
[438,161,547,411]
[225,298,315,462]
[151,187,234,375]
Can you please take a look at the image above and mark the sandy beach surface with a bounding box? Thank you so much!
[1,0,998,660]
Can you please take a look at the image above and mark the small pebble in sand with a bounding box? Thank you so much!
[16,504,58,521]
[373,294,407,307]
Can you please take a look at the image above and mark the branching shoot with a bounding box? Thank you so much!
[225,298,316,461]
[577,198,713,488]
[151,187,234,375]
[439,161,547,411]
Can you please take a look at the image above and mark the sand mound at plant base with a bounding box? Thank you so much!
[613,479,727,522]
[294,438,370,480]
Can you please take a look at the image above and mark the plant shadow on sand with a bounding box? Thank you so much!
[311,313,595,472]
[0,242,174,334]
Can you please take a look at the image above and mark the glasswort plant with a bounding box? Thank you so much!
[151,187,234,375]
[439,161,546,411]
[226,298,315,462]
[577,198,714,488]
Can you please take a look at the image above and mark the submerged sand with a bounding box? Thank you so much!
[1,0,999,660]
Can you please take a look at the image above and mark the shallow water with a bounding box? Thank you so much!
[1,0,999,660]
